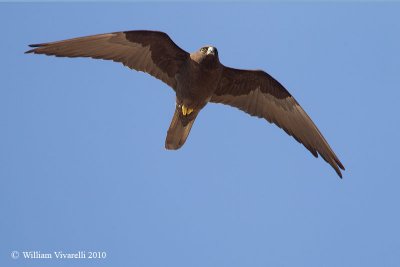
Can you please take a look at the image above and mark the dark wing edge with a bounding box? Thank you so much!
[211,66,345,178]
[26,30,189,89]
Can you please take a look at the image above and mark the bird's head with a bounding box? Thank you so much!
[191,46,220,68]
[200,46,218,57]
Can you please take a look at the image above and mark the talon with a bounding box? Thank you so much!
[181,105,194,116]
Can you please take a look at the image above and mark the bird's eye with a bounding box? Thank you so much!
[200,47,208,53]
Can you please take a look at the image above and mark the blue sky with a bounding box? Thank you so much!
[1,2,400,267]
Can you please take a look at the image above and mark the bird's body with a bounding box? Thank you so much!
[176,48,223,110]
[166,46,223,149]
[26,30,345,178]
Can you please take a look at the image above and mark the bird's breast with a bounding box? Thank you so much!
[175,63,222,108]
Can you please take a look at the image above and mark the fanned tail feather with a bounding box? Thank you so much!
[165,106,199,150]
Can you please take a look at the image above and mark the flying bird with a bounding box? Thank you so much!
[26,30,345,177]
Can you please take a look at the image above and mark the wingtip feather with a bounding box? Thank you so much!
[337,160,345,171]
[25,43,47,54]
[333,161,344,178]
[29,43,44,48]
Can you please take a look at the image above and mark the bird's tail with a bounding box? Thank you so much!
[165,105,199,150]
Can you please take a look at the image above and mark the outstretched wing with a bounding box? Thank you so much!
[211,66,345,178]
[26,30,189,89]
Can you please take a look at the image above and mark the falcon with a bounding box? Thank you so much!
[26,30,345,177]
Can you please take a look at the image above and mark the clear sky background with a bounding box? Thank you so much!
[1,2,400,267]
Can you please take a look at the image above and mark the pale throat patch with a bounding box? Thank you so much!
[206,46,215,55]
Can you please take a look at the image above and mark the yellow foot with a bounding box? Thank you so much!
[181,105,194,116]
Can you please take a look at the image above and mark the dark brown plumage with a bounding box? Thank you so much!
[26,30,345,178]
